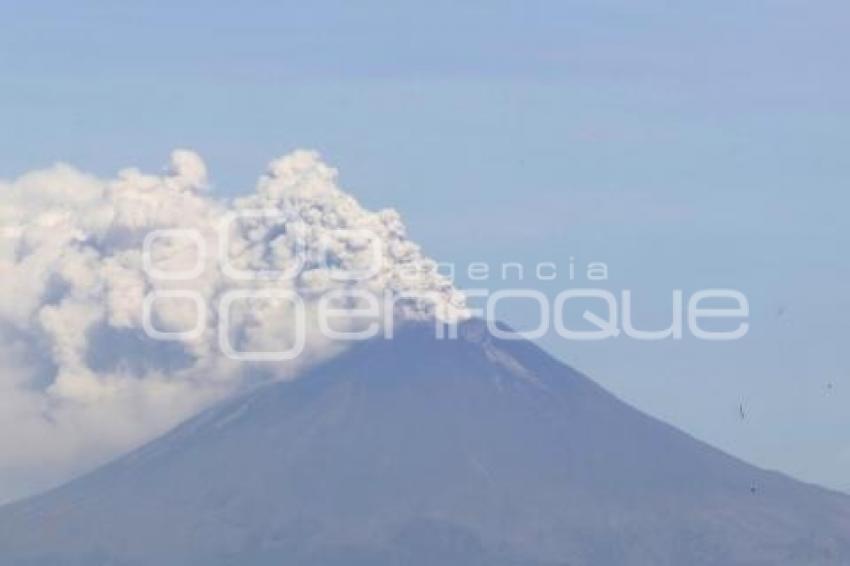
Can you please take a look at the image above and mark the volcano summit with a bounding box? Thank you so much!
[0,319,848,565]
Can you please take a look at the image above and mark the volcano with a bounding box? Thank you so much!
[1,319,849,565]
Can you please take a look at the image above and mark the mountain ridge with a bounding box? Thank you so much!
[1,318,849,565]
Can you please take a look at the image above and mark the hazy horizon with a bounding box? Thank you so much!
[1,0,848,521]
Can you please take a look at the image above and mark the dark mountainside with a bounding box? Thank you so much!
[1,319,849,565]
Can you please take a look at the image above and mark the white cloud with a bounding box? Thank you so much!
[0,149,467,503]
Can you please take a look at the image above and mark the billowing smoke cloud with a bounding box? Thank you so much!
[0,150,467,502]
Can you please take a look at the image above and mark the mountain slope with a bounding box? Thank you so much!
[1,319,849,565]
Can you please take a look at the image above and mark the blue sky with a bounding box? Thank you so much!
[2,1,850,490]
